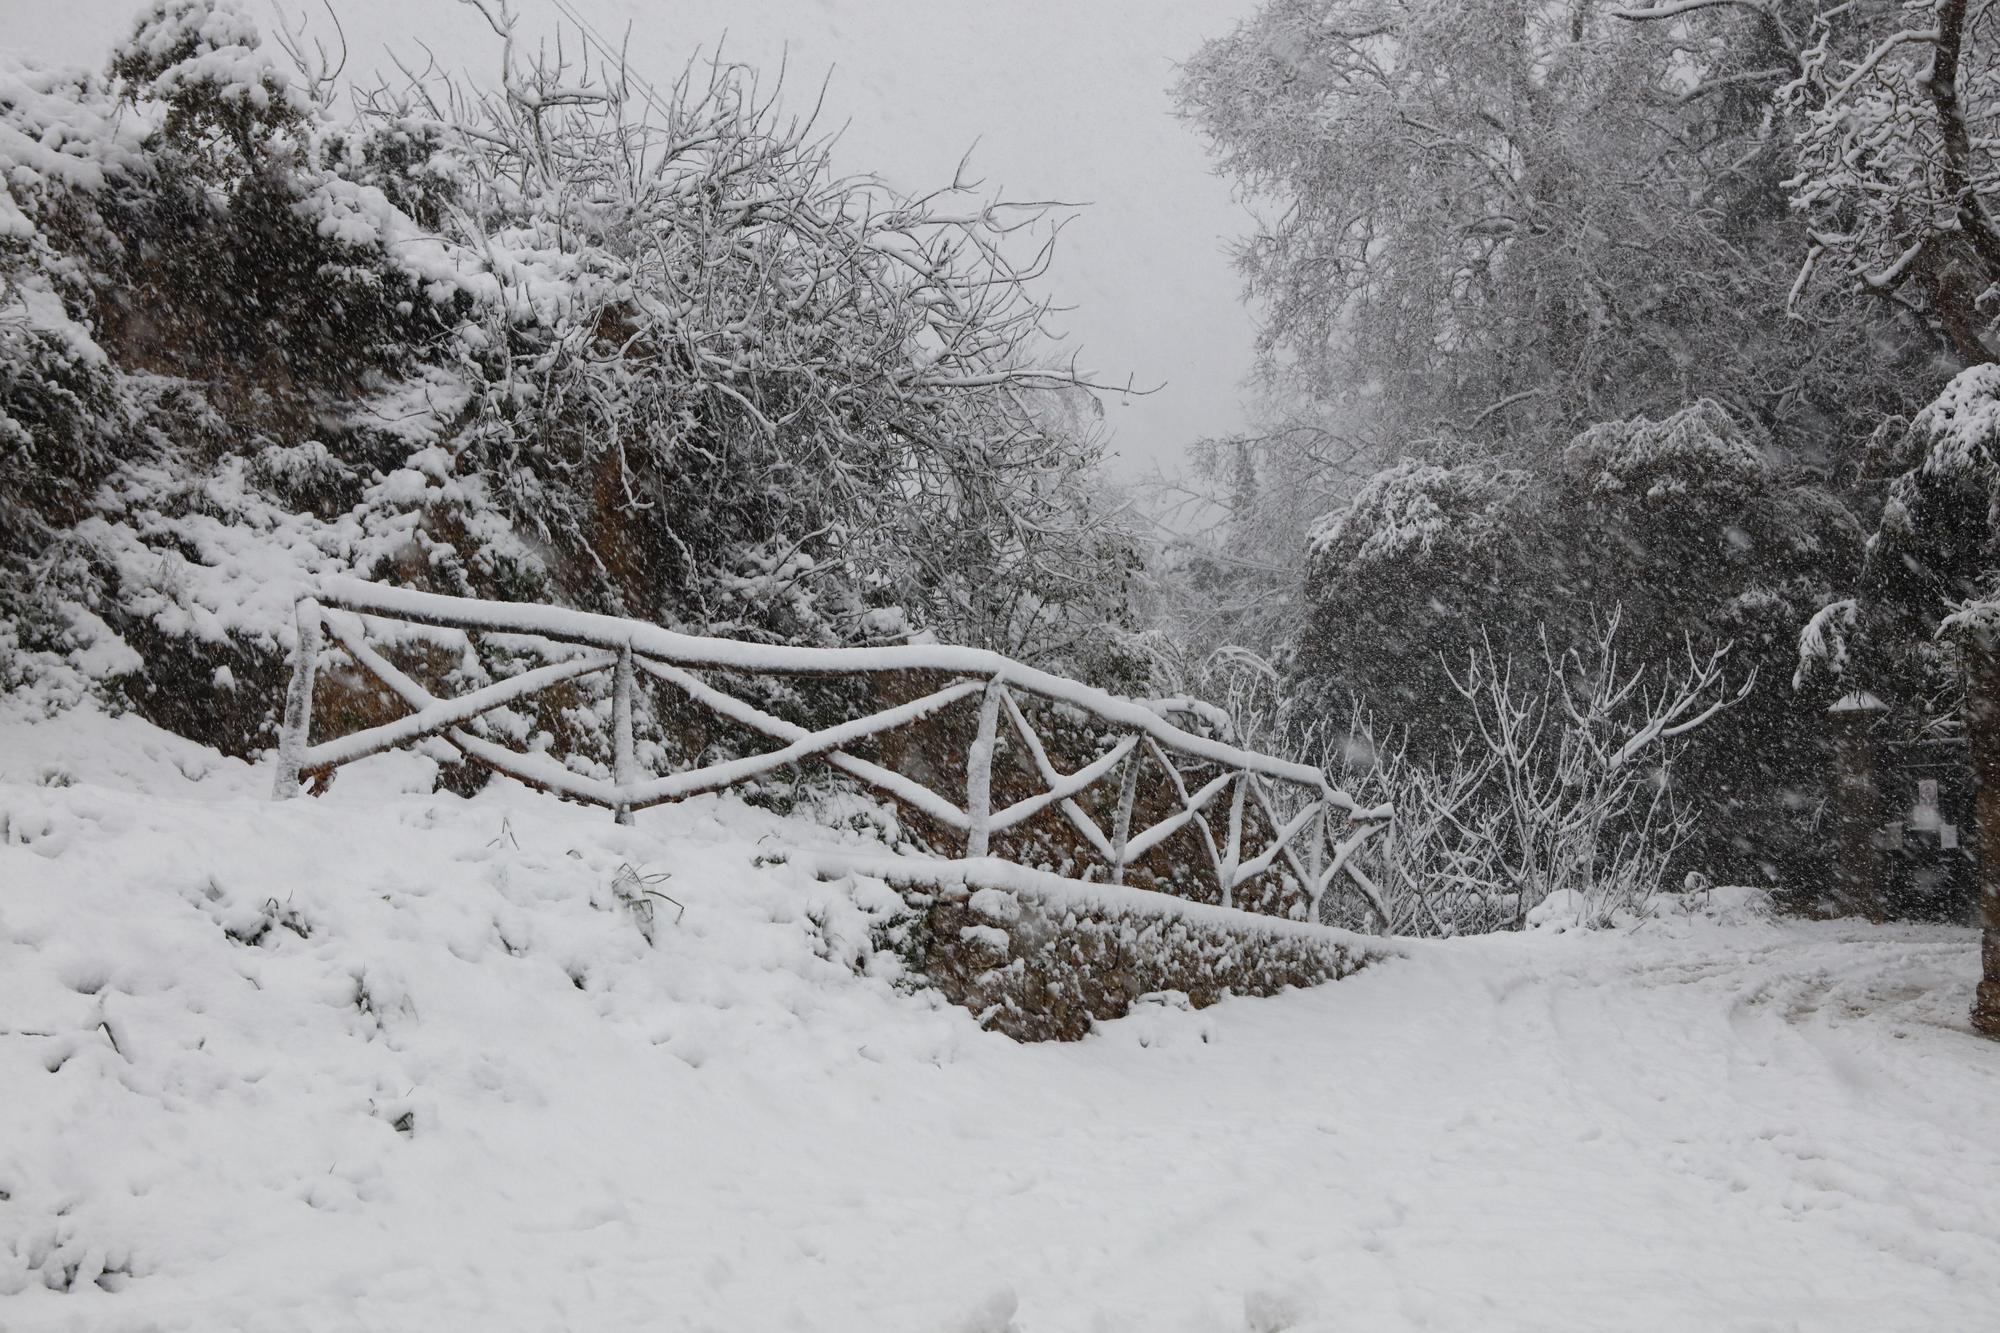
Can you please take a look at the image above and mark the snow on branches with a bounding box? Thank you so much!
[340,0,1134,661]
[1833,362,2000,645]
[0,0,1141,749]
[1785,0,2000,361]
[1322,617,1748,935]
[1795,361,2000,737]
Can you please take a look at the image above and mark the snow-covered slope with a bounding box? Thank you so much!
[5,709,2000,1331]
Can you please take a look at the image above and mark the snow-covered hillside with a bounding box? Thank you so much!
[4,708,2000,1331]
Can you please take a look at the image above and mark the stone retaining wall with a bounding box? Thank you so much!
[817,855,1386,1042]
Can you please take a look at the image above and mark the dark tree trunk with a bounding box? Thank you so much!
[1968,637,2000,1036]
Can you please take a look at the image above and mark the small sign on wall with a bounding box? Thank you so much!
[1913,778,1941,829]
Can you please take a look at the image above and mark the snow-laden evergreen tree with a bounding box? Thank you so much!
[1290,402,1861,889]
[1799,363,2000,1023]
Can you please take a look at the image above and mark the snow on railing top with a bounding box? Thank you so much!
[311,577,1364,803]
[273,581,1394,928]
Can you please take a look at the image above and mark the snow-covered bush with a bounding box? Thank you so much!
[0,0,1139,760]
[1868,363,2000,629]
[344,1,1136,660]
[1295,456,1540,736]
[1285,401,1860,894]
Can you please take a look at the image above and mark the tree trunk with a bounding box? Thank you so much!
[1968,636,2000,1036]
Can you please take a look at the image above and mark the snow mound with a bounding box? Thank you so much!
[1682,882,1778,926]
[1526,883,1776,934]
[0,707,988,1322]
[1089,988,1216,1051]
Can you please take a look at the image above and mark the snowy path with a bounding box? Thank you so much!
[4,712,2000,1331]
[1090,927,2000,1331]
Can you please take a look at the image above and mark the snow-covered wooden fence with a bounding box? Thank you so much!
[273,579,1393,926]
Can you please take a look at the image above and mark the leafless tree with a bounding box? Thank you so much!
[350,0,1139,664]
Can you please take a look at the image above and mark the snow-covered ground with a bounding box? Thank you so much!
[4,708,1999,1332]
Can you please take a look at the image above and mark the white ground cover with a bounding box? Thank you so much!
[4,707,1999,1332]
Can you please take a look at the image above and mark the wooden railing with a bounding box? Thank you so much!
[273,580,1394,928]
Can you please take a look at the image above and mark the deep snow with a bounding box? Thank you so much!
[4,708,2000,1332]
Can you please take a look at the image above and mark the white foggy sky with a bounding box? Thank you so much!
[3,0,1266,476]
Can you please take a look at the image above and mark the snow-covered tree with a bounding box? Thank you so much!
[1150,5,1929,896]
[347,1,1137,661]
[1786,0,2000,364]
[1798,363,2000,1027]
[1173,0,1921,462]
[0,0,1142,747]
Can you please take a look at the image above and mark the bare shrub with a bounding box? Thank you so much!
[1319,615,1749,934]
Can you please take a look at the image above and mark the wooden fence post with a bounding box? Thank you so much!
[1967,637,2000,1036]
[272,598,322,800]
[613,642,636,826]
[964,679,1004,858]
[1109,747,1141,885]
[1307,804,1326,918]
[1219,771,1249,910]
